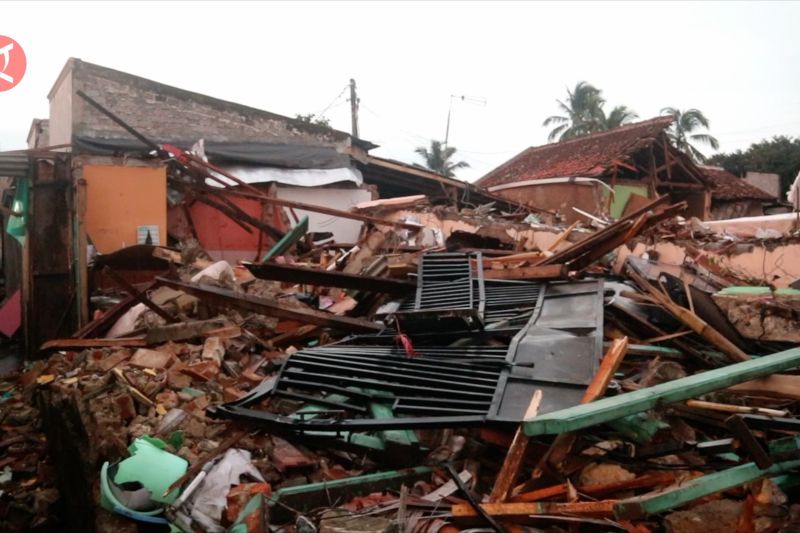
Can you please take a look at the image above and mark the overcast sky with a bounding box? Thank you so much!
[2,1,799,181]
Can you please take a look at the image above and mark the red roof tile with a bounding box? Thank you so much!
[476,116,675,188]
[700,166,775,201]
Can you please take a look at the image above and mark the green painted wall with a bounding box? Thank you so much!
[607,185,650,218]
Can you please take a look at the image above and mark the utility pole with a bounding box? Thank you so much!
[349,78,359,139]
[444,94,486,151]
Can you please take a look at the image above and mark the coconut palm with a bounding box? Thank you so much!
[543,81,606,141]
[544,82,638,142]
[414,140,470,178]
[661,107,720,163]
[602,105,639,129]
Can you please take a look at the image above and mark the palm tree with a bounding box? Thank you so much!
[543,81,606,142]
[543,82,638,142]
[661,107,720,163]
[602,105,639,129]
[414,140,470,178]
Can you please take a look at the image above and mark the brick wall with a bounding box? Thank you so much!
[65,59,353,151]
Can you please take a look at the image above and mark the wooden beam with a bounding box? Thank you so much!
[512,471,675,503]
[537,337,629,473]
[489,390,543,502]
[725,414,772,469]
[452,501,615,522]
[611,159,639,173]
[156,277,383,333]
[581,337,629,402]
[727,374,800,400]
[483,264,567,281]
[72,293,140,339]
[663,137,673,182]
[537,195,672,268]
[103,266,179,324]
[628,270,749,363]
[546,221,579,252]
[486,251,548,264]
[185,176,423,231]
[40,337,147,350]
[523,347,800,437]
[685,399,788,418]
[268,466,432,521]
[655,181,706,190]
[243,261,416,295]
[614,456,800,519]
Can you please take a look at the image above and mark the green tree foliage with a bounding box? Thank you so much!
[295,113,332,128]
[543,82,638,142]
[414,140,470,178]
[708,136,800,196]
[661,107,719,163]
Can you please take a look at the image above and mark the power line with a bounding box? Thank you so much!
[316,84,349,117]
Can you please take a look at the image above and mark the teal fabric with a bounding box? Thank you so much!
[5,178,28,246]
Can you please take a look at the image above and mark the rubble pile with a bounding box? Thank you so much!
[4,180,800,532]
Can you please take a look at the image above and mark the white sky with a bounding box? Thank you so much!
[2,1,799,181]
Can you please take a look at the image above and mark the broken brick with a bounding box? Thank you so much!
[271,436,316,472]
[129,348,174,369]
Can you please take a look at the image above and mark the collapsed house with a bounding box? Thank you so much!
[1,58,513,356]
[2,60,800,533]
[476,117,711,222]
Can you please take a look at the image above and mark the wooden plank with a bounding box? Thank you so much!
[727,374,800,400]
[546,221,579,252]
[628,270,750,363]
[244,261,416,295]
[72,293,139,339]
[268,466,432,521]
[103,266,179,324]
[40,337,147,350]
[614,457,800,519]
[452,501,615,521]
[262,216,308,261]
[523,347,800,437]
[581,337,629,402]
[144,318,235,344]
[156,277,383,333]
[488,390,543,502]
[537,195,671,267]
[725,415,772,469]
[512,471,675,503]
[483,264,567,281]
[486,251,548,264]
[685,399,788,418]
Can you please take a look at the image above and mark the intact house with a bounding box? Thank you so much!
[700,165,776,220]
[474,117,711,223]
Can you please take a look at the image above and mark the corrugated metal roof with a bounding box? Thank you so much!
[0,153,30,179]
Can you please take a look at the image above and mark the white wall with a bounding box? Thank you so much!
[276,186,373,244]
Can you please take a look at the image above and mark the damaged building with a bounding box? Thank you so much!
[2,59,800,533]
[476,116,711,222]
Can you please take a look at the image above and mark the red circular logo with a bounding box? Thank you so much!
[0,35,26,92]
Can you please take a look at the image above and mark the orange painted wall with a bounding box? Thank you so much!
[83,165,167,253]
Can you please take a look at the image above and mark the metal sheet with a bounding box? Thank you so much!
[209,257,605,432]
